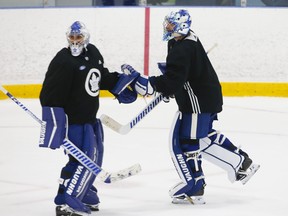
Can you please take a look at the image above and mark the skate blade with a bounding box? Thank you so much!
[56,205,90,216]
[241,163,260,185]
[86,204,99,211]
[172,196,206,205]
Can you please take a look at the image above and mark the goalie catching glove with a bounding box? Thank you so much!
[121,64,155,96]
[110,71,140,104]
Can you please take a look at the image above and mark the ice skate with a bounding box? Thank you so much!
[236,154,260,185]
[85,204,99,211]
[172,188,205,205]
[172,194,206,205]
[56,205,90,216]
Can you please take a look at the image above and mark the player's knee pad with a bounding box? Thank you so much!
[169,111,205,197]
[200,137,244,182]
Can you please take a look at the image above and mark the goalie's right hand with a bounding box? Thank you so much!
[134,74,154,96]
[39,107,66,149]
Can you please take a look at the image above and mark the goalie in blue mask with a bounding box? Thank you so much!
[122,9,260,204]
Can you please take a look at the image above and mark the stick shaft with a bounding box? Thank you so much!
[0,85,142,182]
[0,85,120,182]
[101,94,163,134]
[129,94,163,129]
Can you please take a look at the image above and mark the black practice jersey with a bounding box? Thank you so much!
[151,31,223,114]
[40,44,119,124]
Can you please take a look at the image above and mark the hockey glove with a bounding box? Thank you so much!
[121,64,154,96]
[121,64,140,76]
[39,107,67,149]
[110,72,139,96]
[134,75,154,96]
[115,87,137,104]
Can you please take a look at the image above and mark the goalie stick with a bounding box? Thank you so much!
[0,84,141,183]
[206,43,218,54]
[100,94,163,134]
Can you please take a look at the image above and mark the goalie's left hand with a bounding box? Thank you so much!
[114,87,137,104]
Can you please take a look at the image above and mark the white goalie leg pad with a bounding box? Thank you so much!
[200,137,244,182]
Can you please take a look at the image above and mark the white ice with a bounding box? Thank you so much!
[0,96,287,216]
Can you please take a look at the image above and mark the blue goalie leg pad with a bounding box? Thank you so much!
[169,112,206,198]
[55,123,101,213]
[82,185,99,205]
[82,185,100,211]
[64,196,91,214]
[54,156,78,205]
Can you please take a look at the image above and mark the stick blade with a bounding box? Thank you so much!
[103,163,142,183]
[100,114,130,135]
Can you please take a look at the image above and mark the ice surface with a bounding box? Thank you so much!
[0,97,287,216]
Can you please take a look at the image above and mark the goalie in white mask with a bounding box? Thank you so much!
[40,21,139,216]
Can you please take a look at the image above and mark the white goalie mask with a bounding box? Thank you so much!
[163,9,192,41]
[66,21,90,56]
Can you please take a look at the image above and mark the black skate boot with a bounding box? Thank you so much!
[236,150,260,185]
[172,186,206,205]
[85,204,99,211]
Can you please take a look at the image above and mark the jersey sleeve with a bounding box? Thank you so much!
[99,65,119,91]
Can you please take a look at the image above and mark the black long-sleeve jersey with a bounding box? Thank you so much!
[150,31,223,114]
[40,44,119,124]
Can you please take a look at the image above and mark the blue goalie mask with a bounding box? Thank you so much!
[163,9,192,41]
[66,21,90,56]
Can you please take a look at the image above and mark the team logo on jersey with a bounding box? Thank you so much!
[79,65,86,70]
[85,68,101,97]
